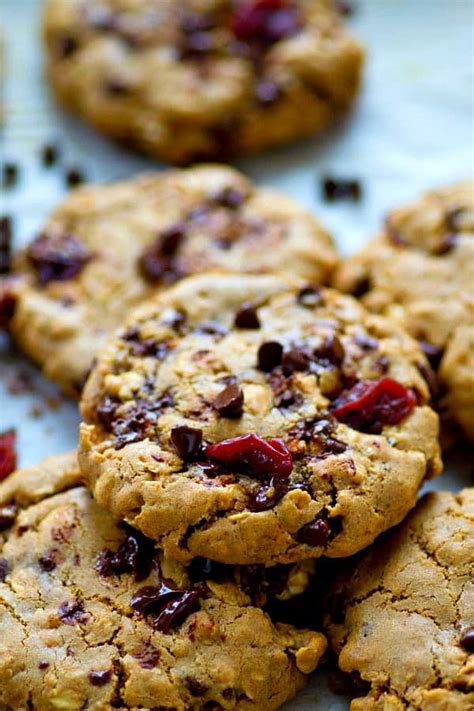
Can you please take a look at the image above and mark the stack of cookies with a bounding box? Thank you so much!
[1,1,473,710]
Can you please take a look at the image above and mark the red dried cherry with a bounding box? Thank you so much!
[206,433,292,479]
[332,377,417,433]
[232,0,300,44]
[0,430,16,480]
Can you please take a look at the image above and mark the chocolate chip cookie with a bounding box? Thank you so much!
[0,452,326,710]
[42,0,364,163]
[79,273,442,565]
[325,488,474,710]
[3,165,337,395]
[334,182,474,442]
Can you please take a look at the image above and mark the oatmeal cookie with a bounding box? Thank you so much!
[79,273,442,565]
[3,165,336,395]
[43,0,363,164]
[0,452,326,711]
[334,182,474,441]
[325,488,474,710]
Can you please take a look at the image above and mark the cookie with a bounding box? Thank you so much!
[0,452,326,711]
[3,165,337,395]
[334,182,474,441]
[79,272,442,565]
[42,0,363,164]
[324,489,474,710]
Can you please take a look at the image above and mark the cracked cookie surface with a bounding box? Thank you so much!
[3,165,336,395]
[0,452,326,711]
[324,489,474,710]
[79,273,442,565]
[42,0,363,164]
[334,182,474,442]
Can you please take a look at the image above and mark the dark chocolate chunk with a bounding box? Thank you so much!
[322,176,362,202]
[65,167,85,188]
[257,340,283,371]
[89,670,112,687]
[95,523,156,582]
[38,553,57,572]
[28,234,91,285]
[130,577,202,633]
[38,661,50,670]
[171,425,203,461]
[0,216,13,274]
[133,644,160,669]
[0,504,17,531]
[234,303,261,329]
[58,600,89,626]
[282,348,309,373]
[140,224,186,282]
[2,162,19,189]
[41,143,60,167]
[297,519,330,547]
[213,383,244,418]
[460,627,474,653]
[185,678,208,697]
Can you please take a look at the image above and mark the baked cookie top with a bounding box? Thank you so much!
[3,165,336,395]
[324,488,474,711]
[0,452,326,711]
[334,181,474,441]
[79,273,442,565]
[42,0,363,163]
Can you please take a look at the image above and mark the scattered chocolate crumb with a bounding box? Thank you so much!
[6,368,34,395]
[65,167,85,188]
[89,670,112,687]
[2,162,19,189]
[41,143,60,168]
[213,383,244,418]
[0,217,13,274]
[322,176,362,202]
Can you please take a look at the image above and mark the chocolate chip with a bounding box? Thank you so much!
[255,80,282,105]
[234,303,261,329]
[89,670,112,687]
[41,143,60,167]
[314,335,345,366]
[351,275,371,298]
[140,225,186,282]
[28,234,91,285]
[0,504,17,531]
[282,348,308,373]
[460,627,474,653]
[65,167,85,188]
[58,600,88,626]
[57,35,78,58]
[185,678,208,697]
[213,383,244,419]
[298,519,330,547]
[130,578,202,633]
[38,661,50,670]
[212,187,246,209]
[195,321,228,337]
[0,558,8,582]
[95,523,157,582]
[0,288,16,329]
[2,162,19,189]
[419,341,443,368]
[133,644,160,669]
[0,217,13,274]
[171,425,203,461]
[247,484,280,512]
[104,78,130,95]
[297,285,322,308]
[322,177,362,202]
[38,553,56,572]
[257,341,283,371]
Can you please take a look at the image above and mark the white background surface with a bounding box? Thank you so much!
[1,1,473,708]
